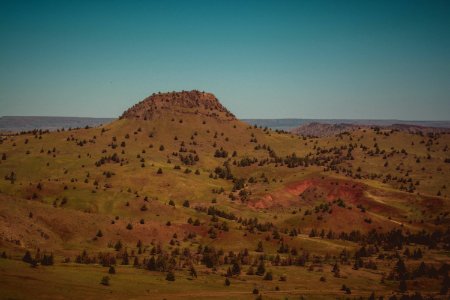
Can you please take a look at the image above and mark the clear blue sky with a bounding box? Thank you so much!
[1,0,449,120]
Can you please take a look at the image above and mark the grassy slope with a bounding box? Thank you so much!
[0,112,449,299]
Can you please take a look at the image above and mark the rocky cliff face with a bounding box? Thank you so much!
[120,90,235,121]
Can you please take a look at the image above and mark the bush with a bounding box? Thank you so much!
[263,272,273,280]
[22,251,33,264]
[100,276,110,286]
[166,271,175,281]
[41,254,54,266]
[256,260,265,276]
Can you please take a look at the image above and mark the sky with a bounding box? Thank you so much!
[1,0,450,120]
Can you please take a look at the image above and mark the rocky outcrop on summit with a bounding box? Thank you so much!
[120,90,236,121]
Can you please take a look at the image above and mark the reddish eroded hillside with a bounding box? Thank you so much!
[249,176,434,232]
[250,177,366,209]
[120,90,236,121]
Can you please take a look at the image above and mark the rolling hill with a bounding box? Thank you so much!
[0,90,449,299]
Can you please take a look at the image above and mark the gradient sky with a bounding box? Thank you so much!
[1,0,450,120]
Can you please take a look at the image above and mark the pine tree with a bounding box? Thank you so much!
[256,260,265,276]
[395,258,408,280]
[147,256,156,270]
[226,267,232,277]
[133,256,139,267]
[332,262,340,277]
[41,253,54,266]
[114,240,123,251]
[166,271,175,281]
[256,241,264,252]
[23,251,33,264]
[189,265,197,278]
[122,251,129,265]
[231,261,241,276]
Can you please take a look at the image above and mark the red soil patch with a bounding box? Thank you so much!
[250,177,407,219]
[286,180,314,195]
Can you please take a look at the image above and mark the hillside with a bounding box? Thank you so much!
[1,90,449,299]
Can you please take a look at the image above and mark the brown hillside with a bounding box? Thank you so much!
[120,90,236,121]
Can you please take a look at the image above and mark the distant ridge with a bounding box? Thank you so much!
[290,122,360,137]
[290,122,450,137]
[2,115,450,133]
[0,116,115,132]
[243,119,450,131]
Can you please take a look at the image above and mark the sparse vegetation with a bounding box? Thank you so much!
[0,90,449,299]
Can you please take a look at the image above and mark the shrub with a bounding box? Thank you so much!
[22,251,33,264]
[256,260,265,276]
[100,276,110,286]
[166,271,175,281]
[263,272,273,280]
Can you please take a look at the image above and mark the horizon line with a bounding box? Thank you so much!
[1,115,450,123]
